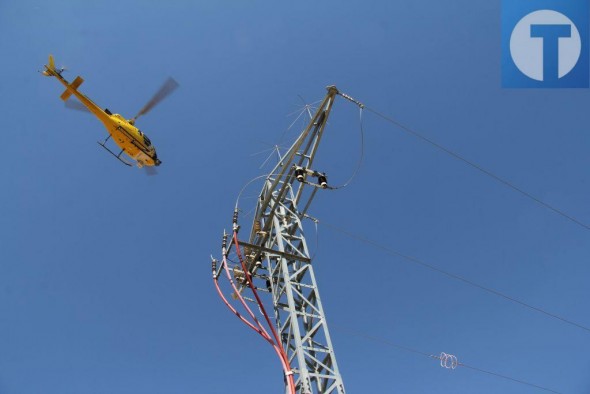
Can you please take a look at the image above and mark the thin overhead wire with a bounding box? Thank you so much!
[459,363,561,394]
[321,221,590,334]
[257,145,283,170]
[303,214,321,261]
[279,98,321,146]
[235,173,279,210]
[330,107,365,189]
[332,325,562,394]
[332,324,431,357]
[364,106,590,232]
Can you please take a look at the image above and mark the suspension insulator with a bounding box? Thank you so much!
[318,174,328,189]
[295,166,305,182]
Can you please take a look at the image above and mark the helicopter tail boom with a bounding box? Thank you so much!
[60,76,84,101]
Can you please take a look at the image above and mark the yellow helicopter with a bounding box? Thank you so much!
[42,55,178,171]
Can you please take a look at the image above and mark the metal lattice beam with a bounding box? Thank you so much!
[244,86,345,394]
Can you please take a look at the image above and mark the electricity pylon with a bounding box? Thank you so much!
[214,86,359,393]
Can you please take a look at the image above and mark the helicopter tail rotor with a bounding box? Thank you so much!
[42,54,67,77]
[41,54,56,76]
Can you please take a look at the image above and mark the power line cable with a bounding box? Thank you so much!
[332,325,562,394]
[364,106,590,232]
[460,363,561,394]
[321,221,590,334]
[330,106,365,189]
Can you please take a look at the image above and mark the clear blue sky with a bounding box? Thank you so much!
[1,1,589,393]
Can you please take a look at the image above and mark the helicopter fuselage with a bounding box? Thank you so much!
[101,114,159,167]
[45,63,160,168]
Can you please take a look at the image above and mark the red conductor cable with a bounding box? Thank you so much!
[232,231,296,393]
[213,238,296,394]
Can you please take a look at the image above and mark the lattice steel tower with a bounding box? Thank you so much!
[213,86,361,394]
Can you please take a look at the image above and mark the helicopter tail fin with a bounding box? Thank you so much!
[42,54,56,76]
[48,55,55,70]
[60,76,84,101]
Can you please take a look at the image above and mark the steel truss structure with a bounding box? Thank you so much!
[214,86,348,394]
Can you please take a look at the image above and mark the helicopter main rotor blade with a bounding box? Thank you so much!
[144,166,158,176]
[133,77,179,121]
[64,98,91,113]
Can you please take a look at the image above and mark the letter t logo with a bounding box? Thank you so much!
[530,24,572,81]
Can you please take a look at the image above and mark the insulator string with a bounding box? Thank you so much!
[332,325,562,393]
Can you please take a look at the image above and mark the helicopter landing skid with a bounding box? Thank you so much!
[97,137,133,167]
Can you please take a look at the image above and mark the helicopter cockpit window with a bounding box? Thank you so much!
[143,135,152,146]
